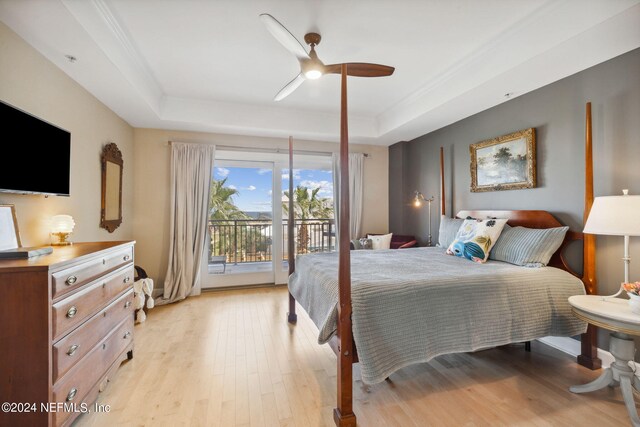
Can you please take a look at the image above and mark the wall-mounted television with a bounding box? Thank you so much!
[0,100,71,196]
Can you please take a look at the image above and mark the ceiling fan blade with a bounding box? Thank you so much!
[324,63,395,77]
[260,14,310,61]
[274,73,305,101]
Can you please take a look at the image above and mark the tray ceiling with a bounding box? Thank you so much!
[1,0,639,145]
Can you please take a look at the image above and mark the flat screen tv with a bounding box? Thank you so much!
[0,100,71,196]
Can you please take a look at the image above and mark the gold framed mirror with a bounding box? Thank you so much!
[100,142,123,233]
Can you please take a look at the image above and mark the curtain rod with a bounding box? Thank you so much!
[167,141,369,158]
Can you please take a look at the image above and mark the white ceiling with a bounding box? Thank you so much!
[1,0,639,146]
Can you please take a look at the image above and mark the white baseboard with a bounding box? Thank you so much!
[537,336,640,374]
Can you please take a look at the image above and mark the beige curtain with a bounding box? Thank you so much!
[332,152,365,243]
[159,142,215,304]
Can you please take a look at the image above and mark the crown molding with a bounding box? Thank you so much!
[61,0,163,114]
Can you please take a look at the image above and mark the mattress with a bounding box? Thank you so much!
[288,246,587,384]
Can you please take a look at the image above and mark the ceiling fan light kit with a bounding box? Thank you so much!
[260,13,395,101]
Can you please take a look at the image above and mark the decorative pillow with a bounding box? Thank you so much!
[446,218,508,263]
[360,238,373,249]
[350,238,373,250]
[368,233,392,250]
[437,216,464,248]
[490,225,569,267]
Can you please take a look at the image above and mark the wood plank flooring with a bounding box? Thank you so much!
[75,286,633,426]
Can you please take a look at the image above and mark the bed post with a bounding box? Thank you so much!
[333,64,356,427]
[440,146,446,217]
[578,102,601,369]
[287,136,297,324]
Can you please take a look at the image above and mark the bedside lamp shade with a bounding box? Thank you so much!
[583,191,640,288]
[583,195,640,236]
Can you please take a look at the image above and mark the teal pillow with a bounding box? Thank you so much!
[489,225,569,267]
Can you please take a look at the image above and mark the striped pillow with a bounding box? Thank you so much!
[437,216,464,248]
[489,224,569,267]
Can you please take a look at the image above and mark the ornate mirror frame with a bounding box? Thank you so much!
[100,142,123,233]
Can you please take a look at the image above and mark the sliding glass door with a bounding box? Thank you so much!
[201,160,277,287]
[201,150,334,288]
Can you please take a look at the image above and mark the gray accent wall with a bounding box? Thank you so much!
[389,48,640,351]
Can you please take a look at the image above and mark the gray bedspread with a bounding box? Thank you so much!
[288,247,587,384]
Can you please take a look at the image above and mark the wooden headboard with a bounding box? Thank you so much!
[456,210,582,277]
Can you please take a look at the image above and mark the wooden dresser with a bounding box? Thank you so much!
[0,241,136,426]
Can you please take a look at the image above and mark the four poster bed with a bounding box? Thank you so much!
[286,71,599,426]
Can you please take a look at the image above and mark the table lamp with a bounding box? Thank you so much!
[414,191,435,246]
[583,189,640,295]
[50,214,76,246]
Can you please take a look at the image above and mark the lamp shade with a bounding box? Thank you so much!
[51,215,75,234]
[583,195,640,236]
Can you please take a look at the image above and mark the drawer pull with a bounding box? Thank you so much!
[65,276,78,286]
[66,388,77,402]
[66,306,78,318]
[123,254,131,261]
[67,344,79,356]
[102,258,106,265]
[124,276,131,284]
[123,331,131,339]
[124,301,131,308]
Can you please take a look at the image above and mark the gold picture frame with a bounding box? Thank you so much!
[470,128,536,192]
[0,204,21,251]
[100,142,123,233]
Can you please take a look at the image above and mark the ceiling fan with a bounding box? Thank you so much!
[259,13,395,101]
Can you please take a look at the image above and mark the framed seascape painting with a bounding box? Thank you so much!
[470,127,536,192]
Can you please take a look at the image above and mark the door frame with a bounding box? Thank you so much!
[201,159,277,288]
[201,150,334,288]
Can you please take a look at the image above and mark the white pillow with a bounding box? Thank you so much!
[368,233,393,250]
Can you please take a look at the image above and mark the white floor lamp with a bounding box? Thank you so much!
[414,191,435,246]
[583,189,640,295]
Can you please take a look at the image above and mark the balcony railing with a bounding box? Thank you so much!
[208,218,335,264]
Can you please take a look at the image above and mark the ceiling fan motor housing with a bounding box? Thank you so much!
[304,32,321,46]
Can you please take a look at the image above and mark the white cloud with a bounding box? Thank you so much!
[257,168,272,175]
[281,169,301,180]
[216,167,230,177]
[300,180,333,196]
[228,184,237,190]
[247,185,256,191]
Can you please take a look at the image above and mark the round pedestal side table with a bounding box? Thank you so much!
[568,295,640,427]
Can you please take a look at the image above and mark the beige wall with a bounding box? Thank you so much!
[0,22,134,246]
[133,128,388,285]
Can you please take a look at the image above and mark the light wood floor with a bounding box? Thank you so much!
[76,286,633,426]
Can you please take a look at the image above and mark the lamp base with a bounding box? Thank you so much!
[51,232,73,246]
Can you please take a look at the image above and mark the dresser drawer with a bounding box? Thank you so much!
[52,289,134,383]
[52,246,133,300]
[52,265,134,341]
[52,316,133,426]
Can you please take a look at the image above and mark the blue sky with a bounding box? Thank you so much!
[214,166,333,212]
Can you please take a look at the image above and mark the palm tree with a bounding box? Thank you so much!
[208,178,249,260]
[209,178,248,221]
[283,185,333,253]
